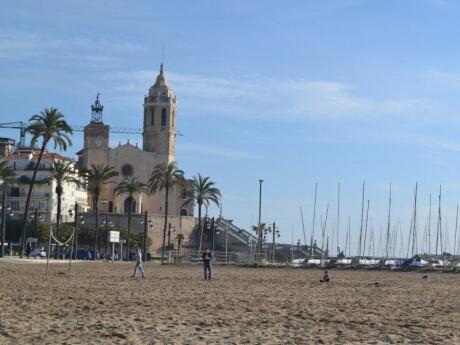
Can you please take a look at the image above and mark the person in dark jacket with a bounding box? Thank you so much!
[202,248,212,280]
[26,242,32,259]
[320,270,330,283]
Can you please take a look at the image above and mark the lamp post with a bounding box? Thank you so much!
[140,213,152,259]
[271,222,280,262]
[1,192,6,257]
[1,193,13,257]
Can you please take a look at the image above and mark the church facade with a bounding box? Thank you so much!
[77,65,193,219]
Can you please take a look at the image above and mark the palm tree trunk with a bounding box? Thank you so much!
[196,203,202,251]
[127,197,133,260]
[94,193,99,260]
[161,187,169,264]
[55,187,62,259]
[20,142,46,257]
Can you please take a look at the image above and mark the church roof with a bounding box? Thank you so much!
[153,64,168,88]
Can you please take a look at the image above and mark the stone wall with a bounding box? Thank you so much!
[81,212,197,253]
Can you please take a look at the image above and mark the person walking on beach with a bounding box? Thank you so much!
[131,247,145,278]
[202,248,212,280]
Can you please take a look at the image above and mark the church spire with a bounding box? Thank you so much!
[153,64,168,88]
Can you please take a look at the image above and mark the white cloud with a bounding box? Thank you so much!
[0,29,142,61]
[177,142,260,159]
[106,69,438,122]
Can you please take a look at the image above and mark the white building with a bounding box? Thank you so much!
[4,147,88,223]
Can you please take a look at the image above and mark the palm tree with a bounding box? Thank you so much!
[80,165,118,258]
[182,174,221,252]
[0,159,15,184]
[114,177,147,259]
[51,157,76,258]
[148,161,184,264]
[21,108,72,256]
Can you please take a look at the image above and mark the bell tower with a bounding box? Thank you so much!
[80,93,109,168]
[143,64,176,162]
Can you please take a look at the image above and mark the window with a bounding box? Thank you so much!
[121,164,133,177]
[180,208,188,216]
[10,187,19,197]
[108,201,114,213]
[150,110,155,126]
[161,108,167,126]
[172,111,175,127]
[11,201,20,211]
[124,197,136,214]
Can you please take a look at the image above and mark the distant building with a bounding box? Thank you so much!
[76,65,193,218]
[0,137,15,158]
[3,147,89,223]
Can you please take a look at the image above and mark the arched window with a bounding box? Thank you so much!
[124,197,136,214]
[108,201,114,213]
[150,109,155,126]
[161,108,167,126]
[172,111,175,127]
[180,208,188,216]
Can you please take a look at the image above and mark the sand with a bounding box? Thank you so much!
[0,261,459,345]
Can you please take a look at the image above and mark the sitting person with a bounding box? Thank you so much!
[320,270,330,283]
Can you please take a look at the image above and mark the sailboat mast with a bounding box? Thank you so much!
[363,200,370,257]
[385,183,392,259]
[436,185,441,257]
[428,194,432,255]
[412,182,418,256]
[454,204,458,256]
[300,207,307,253]
[337,182,340,256]
[358,181,365,257]
[311,183,317,258]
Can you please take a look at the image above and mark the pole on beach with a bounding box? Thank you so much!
[272,221,276,262]
[143,211,148,260]
[1,192,6,257]
[46,225,52,276]
[258,179,263,256]
[68,203,77,273]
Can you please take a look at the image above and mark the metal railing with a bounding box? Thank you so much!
[167,249,254,265]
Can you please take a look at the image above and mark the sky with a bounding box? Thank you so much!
[1,0,460,256]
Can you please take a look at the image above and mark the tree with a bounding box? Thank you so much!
[80,165,118,258]
[51,157,76,258]
[114,177,147,259]
[0,159,15,184]
[21,108,72,257]
[182,174,221,252]
[148,161,184,264]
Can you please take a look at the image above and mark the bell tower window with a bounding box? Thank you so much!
[151,110,155,126]
[161,108,167,126]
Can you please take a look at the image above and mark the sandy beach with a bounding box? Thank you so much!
[0,261,459,344]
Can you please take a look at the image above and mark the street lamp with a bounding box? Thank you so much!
[1,202,14,257]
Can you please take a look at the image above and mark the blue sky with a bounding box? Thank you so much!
[2,0,460,255]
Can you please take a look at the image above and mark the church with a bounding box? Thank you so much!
[77,65,193,219]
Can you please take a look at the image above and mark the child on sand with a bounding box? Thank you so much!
[202,248,212,280]
[320,270,330,283]
[131,247,145,278]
